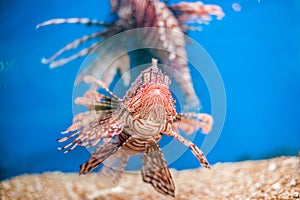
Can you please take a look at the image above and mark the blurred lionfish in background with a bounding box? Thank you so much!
[37,0,224,109]
[58,59,213,197]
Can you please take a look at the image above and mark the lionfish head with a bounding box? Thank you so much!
[128,59,176,122]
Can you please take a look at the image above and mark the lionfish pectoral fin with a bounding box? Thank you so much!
[98,149,129,187]
[173,113,213,135]
[40,25,119,68]
[80,132,131,175]
[42,30,107,68]
[165,129,210,169]
[168,2,224,29]
[141,141,175,197]
[79,139,123,175]
[36,18,112,29]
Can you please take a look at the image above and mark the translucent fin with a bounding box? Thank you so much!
[80,140,122,174]
[141,141,175,197]
[79,132,131,174]
[168,2,224,31]
[58,108,125,153]
[99,150,129,187]
[57,84,122,153]
[173,112,213,134]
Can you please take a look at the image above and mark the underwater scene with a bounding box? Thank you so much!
[0,0,299,199]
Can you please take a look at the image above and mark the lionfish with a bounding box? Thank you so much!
[58,59,213,197]
[37,0,224,109]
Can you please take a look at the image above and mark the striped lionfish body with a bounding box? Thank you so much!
[37,0,224,109]
[58,59,213,197]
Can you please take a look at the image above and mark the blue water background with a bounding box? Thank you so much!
[0,0,299,180]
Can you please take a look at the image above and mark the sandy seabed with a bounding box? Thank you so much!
[1,156,299,200]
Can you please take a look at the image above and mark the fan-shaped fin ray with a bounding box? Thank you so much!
[98,149,129,187]
[80,132,131,174]
[141,141,175,197]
